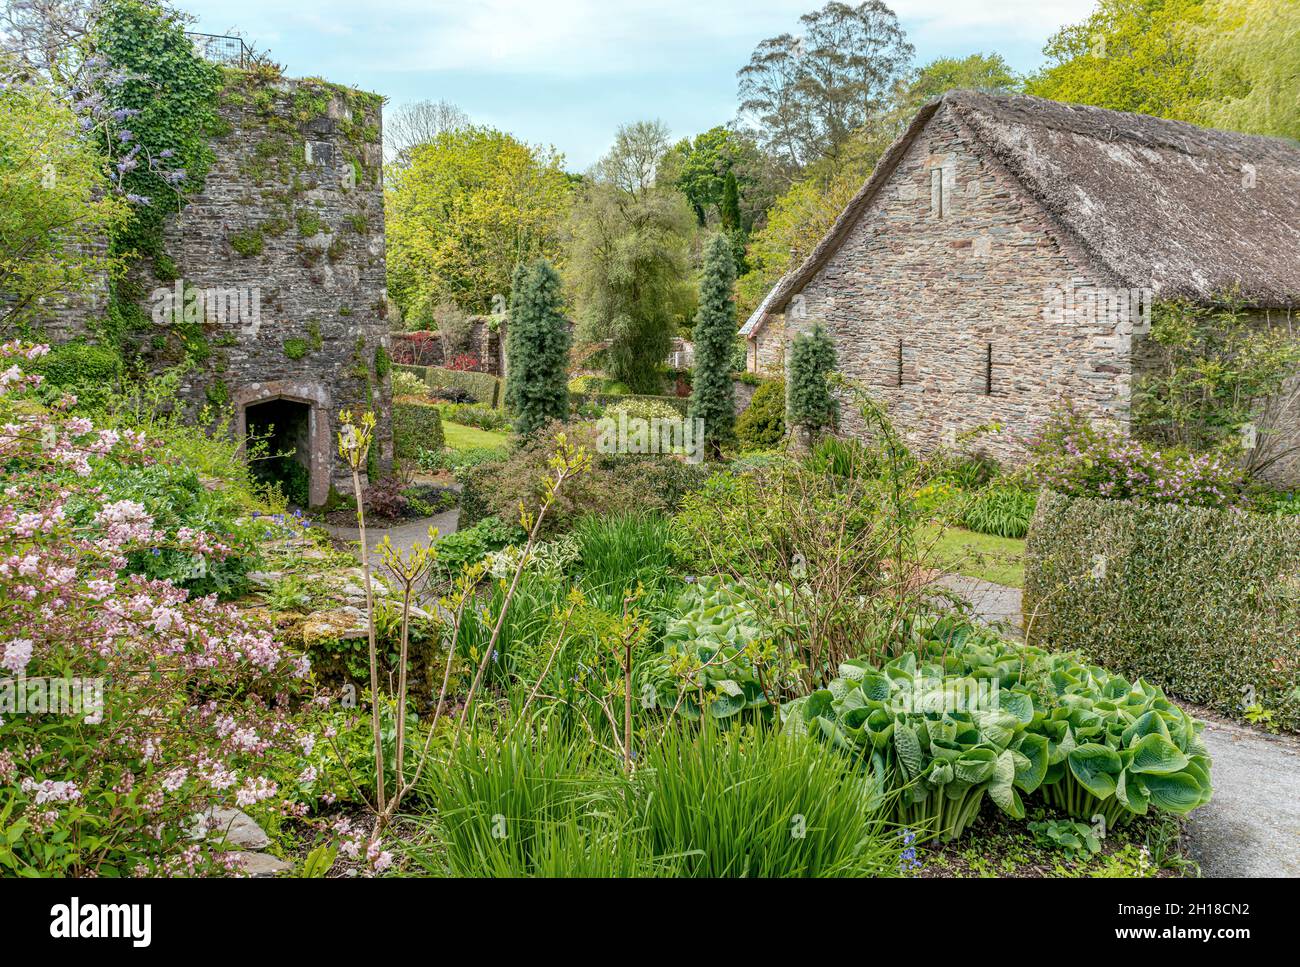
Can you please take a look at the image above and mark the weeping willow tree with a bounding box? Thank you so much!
[565,121,695,394]
[1194,0,1300,140]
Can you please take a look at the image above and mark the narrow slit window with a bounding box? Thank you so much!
[897,339,904,386]
[984,343,993,395]
[930,168,945,217]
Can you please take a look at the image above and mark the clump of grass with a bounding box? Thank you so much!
[399,717,905,878]
[636,722,902,878]
[573,511,677,608]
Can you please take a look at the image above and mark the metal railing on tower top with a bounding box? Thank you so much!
[184,32,253,68]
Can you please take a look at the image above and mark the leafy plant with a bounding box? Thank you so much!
[573,512,677,609]
[961,483,1037,538]
[735,378,785,449]
[784,617,1214,838]
[1028,818,1102,861]
[263,574,313,612]
[645,578,778,719]
[636,722,903,878]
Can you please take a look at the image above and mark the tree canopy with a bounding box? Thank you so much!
[384,125,572,320]
[565,120,695,393]
[737,1,913,176]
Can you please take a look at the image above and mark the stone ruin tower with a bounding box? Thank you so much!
[46,62,392,506]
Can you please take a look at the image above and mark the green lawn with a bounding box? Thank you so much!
[921,524,1027,588]
[443,421,509,450]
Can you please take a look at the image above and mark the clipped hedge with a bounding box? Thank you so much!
[392,397,446,460]
[570,392,689,417]
[395,364,501,407]
[1025,490,1300,731]
[35,341,123,409]
[430,367,500,407]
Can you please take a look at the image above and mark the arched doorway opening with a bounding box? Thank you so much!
[245,397,313,507]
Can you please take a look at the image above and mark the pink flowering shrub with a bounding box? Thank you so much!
[1028,403,1246,509]
[0,343,317,876]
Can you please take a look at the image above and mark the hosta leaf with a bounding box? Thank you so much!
[709,692,746,718]
[998,691,1034,724]
[1142,772,1206,814]
[1121,710,1169,746]
[988,750,1024,819]
[1012,732,1049,793]
[894,724,924,779]
[1115,771,1150,815]
[1128,733,1189,775]
[1068,744,1122,799]
[954,748,997,784]
[859,672,892,703]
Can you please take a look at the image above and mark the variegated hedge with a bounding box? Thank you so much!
[1024,490,1300,731]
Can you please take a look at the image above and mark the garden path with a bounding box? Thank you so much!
[321,508,461,560]
[1183,713,1300,878]
[934,574,1023,637]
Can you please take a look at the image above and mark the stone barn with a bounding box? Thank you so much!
[39,66,391,506]
[742,91,1300,484]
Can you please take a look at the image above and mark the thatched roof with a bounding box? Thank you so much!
[749,91,1300,334]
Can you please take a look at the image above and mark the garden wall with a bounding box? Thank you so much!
[390,318,506,375]
[1024,490,1300,730]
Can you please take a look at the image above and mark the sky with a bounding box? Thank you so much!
[180,0,1098,170]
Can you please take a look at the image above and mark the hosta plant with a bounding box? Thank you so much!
[1032,661,1213,828]
[781,621,1051,839]
[645,578,790,720]
[782,616,1213,839]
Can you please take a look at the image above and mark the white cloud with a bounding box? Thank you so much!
[188,0,1096,78]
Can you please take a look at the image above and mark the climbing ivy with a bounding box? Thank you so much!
[88,0,222,359]
[92,0,222,260]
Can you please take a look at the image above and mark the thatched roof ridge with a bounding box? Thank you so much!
[748,91,1300,334]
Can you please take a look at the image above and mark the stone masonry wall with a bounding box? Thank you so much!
[132,73,390,504]
[779,101,1135,466]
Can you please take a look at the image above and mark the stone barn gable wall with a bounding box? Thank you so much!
[784,101,1134,465]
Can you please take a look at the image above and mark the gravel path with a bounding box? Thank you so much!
[320,508,460,559]
[1182,713,1300,878]
[934,574,1024,637]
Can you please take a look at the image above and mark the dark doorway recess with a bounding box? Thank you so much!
[246,397,312,506]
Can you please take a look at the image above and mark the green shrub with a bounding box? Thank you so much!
[1029,403,1245,508]
[504,258,570,435]
[392,397,445,459]
[35,341,123,409]
[735,378,785,449]
[571,392,688,417]
[75,456,261,598]
[603,396,685,424]
[433,515,523,578]
[961,483,1038,539]
[787,616,1214,835]
[1025,490,1300,730]
[568,375,631,394]
[434,402,510,431]
[787,325,838,438]
[457,422,712,536]
[391,369,427,397]
[426,366,501,407]
[419,443,509,475]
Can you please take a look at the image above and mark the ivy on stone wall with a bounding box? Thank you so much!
[91,0,222,352]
